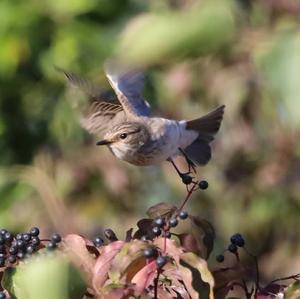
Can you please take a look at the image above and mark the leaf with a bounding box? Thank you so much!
[178,233,200,254]
[2,267,23,299]
[284,281,300,299]
[108,240,149,285]
[92,240,125,293]
[190,216,215,260]
[178,252,214,299]
[131,260,157,295]
[146,202,177,219]
[133,218,154,239]
[257,283,286,299]
[63,234,96,282]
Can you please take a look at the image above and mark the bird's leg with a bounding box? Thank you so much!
[168,158,193,185]
[178,148,197,174]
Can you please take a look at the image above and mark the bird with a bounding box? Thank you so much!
[60,66,225,179]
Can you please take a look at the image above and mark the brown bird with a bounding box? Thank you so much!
[61,67,225,179]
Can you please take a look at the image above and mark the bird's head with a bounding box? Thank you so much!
[96,122,150,159]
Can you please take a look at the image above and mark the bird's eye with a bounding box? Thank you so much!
[119,133,127,139]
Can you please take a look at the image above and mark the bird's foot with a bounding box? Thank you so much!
[178,148,197,175]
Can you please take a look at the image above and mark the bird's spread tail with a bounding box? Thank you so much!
[184,105,225,165]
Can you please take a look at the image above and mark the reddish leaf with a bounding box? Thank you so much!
[257,283,286,298]
[125,228,133,242]
[92,241,125,293]
[190,216,215,260]
[146,202,177,219]
[154,237,184,258]
[178,233,200,254]
[63,234,96,281]
[132,260,157,294]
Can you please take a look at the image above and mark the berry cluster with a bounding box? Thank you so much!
[180,173,209,191]
[0,228,62,268]
[216,233,245,263]
[142,210,189,269]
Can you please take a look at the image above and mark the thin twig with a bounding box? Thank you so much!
[154,270,160,299]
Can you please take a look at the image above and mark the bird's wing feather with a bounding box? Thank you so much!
[60,69,126,136]
[105,65,151,117]
[184,105,225,165]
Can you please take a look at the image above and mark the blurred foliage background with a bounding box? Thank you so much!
[0,0,300,285]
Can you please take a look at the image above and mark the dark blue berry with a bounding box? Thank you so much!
[0,291,6,299]
[17,240,25,249]
[0,229,7,236]
[17,252,25,260]
[8,255,16,264]
[179,211,188,220]
[169,218,178,228]
[181,174,193,185]
[9,246,18,255]
[228,243,238,253]
[93,237,104,248]
[0,257,5,267]
[230,233,245,247]
[199,180,209,190]
[156,256,168,268]
[22,233,31,242]
[141,235,150,241]
[47,241,57,250]
[31,237,40,247]
[0,236,5,245]
[30,227,40,237]
[143,248,158,258]
[26,245,34,254]
[0,254,5,259]
[16,233,23,240]
[152,227,161,237]
[0,245,5,253]
[51,233,62,243]
[4,232,13,242]
[216,254,225,263]
[153,218,165,228]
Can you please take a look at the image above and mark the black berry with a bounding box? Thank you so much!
[93,237,104,247]
[216,254,225,263]
[169,218,178,228]
[143,248,158,258]
[47,241,57,250]
[31,237,40,247]
[8,255,16,264]
[141,235,150,241]
[199,180,209,190]
[230,233,245,247]
[17,252,25,260]
[30,227,40,237]
[152,227,161,237]
[156,256,168,268]
[179,211,188,220]
[181,174,193,185]
[26,245,34,254]
[0,229,7,236]
[0,245,5,253]
[0,236,4,245]
[51,233,62,243]
[17,240,25,249]
[4,232,13,242]
[228,243,238,253]
[22,233,31,242]
[0,291,6,299]
[16,233,23,240]
[153,218,165,228]
[9,246,18,255]
[0,257,5,267]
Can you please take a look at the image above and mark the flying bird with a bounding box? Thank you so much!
[61,66,225,179]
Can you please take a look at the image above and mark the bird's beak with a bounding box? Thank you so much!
[96,139,111,146]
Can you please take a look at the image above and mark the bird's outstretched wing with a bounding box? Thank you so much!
[105,64,151,117]
[60,69,126,136]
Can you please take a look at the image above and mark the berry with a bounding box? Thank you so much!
[0,292,6,299]
[0,236,4,245]
[51,233,62,243]
[228,243,238,253]
[216,254,225,263]
[156,256,168,268]
[26,245,34,254]
[17,252,25,260]
[141,235,150,241]
[143,248,158,258]
[179,211,188,220]
[16,233,23,240]
[22,233,31,242]
[0,245,5,253]
[93,237,104,248]
[230,233,245,247]
[181,174,193,185]
[30,227,40,237]
[47,241,57,250]
[4,232,13,242]
[169,218,178,228]
[0,257,5,267]
[153,218,165,228]
[199,180,209,190]
[152,227,161,237]
[8,255,16,264]
[104,229,118,242]
[31,237,40,247]
[0,229,7,236]
[9,246,18,255]
[0,254,5,259]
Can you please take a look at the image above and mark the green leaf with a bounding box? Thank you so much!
[285,281,300,299]
[178,252,214,299]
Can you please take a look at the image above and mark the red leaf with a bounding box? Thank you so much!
[92,241,125,293]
